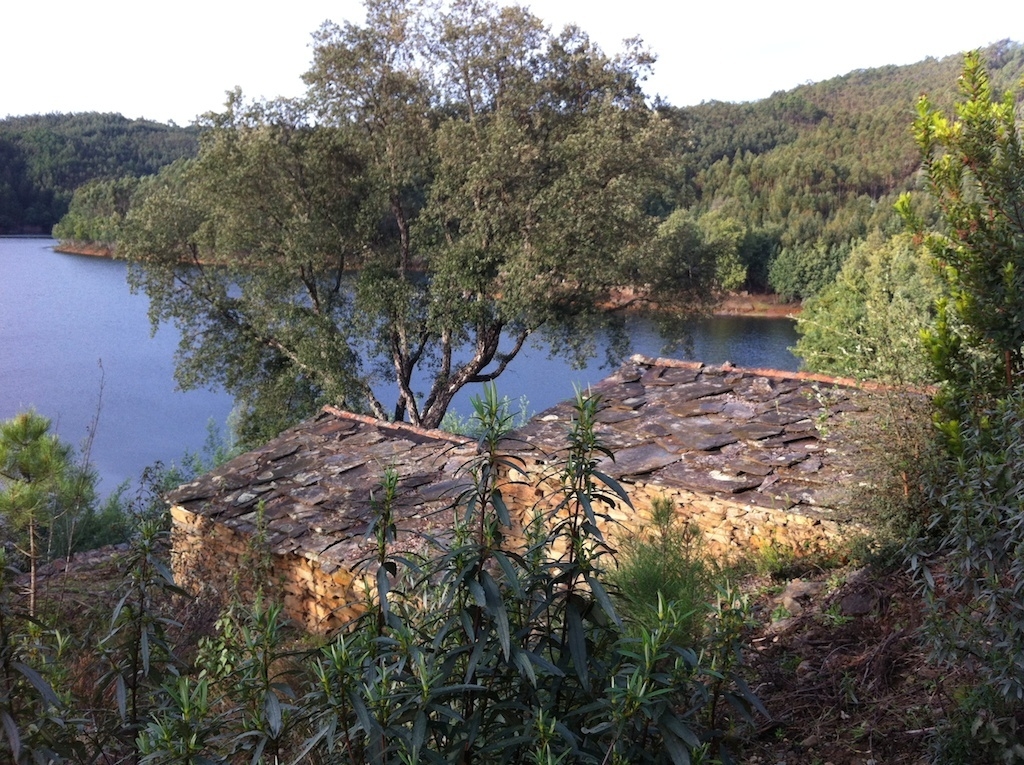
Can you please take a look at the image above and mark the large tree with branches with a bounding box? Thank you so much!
[120,0,714,441]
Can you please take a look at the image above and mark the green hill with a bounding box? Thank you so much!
[0,112,197,234]
[668,39,1024,295]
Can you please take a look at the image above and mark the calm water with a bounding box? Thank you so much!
[0,238,798,492]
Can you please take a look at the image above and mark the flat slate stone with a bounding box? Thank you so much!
[673,381,736,402]
[667,422,739,451]
[266,442,301,461]
[596,408,642,424]
[757,410,810,426]
[728,459,776,477]
[721,401,757,419]
[655,461,764,494]
[601,443,681,477]
[733,489,797,511]
[662,398,727,417]
[731,424,785,442]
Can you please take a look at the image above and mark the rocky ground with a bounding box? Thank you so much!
[739,564,949,765]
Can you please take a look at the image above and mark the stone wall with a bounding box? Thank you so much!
[501,461,861,562]
[171,505,366,633]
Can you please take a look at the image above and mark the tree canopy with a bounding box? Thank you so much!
[118,0,714,441]
[899,49,1024,401]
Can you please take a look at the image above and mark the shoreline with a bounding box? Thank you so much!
[51,241,802,319]
[713,293,801,318]
[53,241,116,259]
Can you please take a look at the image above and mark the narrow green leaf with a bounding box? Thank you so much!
[512,647,537,686]
[12,661,61,708]
[265,692,283,737]
[724,690,758,725]
[151,558,177,585]
[661,726,693,765]
[660,712,701,748]
[586,574,622,627]
[468,579,486,607]
[0,710,21,761]
[349,690,375,736]
[492,490,512,527]
[290,724,329,764]
[115,675,127,720]
[412,710,427,756]
[140,628,151,676]
[465,633,487,683]
[109,590,131,628]
[565,599,589,691]
[377,565,391,616]
[493,551,524,598]
[525,650,565,678]
[592,469,634,508]
[249,736,268,765]
[481,571,511,659]
[733,675,770,719]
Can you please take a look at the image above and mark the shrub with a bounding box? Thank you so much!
[610,495,716,646]
[910,391,1024,702]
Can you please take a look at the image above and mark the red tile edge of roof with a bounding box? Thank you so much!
[629,355,937,396]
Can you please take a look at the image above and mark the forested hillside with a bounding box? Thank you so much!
[0,112,197,234]
[668,38,1024,296]
[39,41,1024,286]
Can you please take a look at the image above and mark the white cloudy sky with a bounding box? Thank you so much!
[4,0,1023,124]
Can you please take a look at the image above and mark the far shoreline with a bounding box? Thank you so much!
[51,240,802,319]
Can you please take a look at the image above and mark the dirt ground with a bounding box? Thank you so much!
[737,565,951,765]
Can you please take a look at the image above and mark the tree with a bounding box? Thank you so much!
[120,0,712,441]
[898,50,1024,400]
[794,232,940,383]
[0,411,94,616]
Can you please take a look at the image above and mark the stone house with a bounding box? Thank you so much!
[168,355,884,633]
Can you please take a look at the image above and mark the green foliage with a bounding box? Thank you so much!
[795,232,941,383]
[0,549,84,763]
[98,520,186,753]
[768,239,853,301]
[0,388,768,763]
[610,496,716,646]
[0,411,97,614]
[116,0,714,437]
[51,175,140,244]
[899,50,1024,406]
[910,391,1024,702]
[895,52,1024,729]
[932,685,1024,764]
[670,41,1024,298]
[285,389,764,763]
[0,112,197,234]
[441,393,531,437]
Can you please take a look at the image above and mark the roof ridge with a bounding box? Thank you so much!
[320,405,472,445]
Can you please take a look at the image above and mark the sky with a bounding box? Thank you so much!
[4,0,1023,125]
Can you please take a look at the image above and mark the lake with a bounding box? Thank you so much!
[0,237,800,492]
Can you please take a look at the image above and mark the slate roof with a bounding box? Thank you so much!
[505,355,877,519]
[168,356,886,564]
[166,409,476,573]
